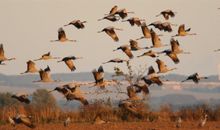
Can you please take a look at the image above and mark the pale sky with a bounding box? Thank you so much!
[0,0,220,76]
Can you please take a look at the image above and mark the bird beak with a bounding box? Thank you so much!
[53,57,61,59]
[64,24,69,27]
[114,28,123,31]
[127,11,135,14]
[76,57,83,59]
[97,31,102,33]
[97,18,104,21]
[136,37,144,41]
[155,14,161,17]
[69,40,77,42]
[48,90,54,93]
[33,59,40,61]
[156,51,163,54]
[172,35,178,37]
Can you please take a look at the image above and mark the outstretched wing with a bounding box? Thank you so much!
[117,9,128,19]
[148,66,156,75]
[141,23,151,38]
[65,60,76,71]
[129,39,139,50]
[151,77,163,86]
[74,20,85,29]
[171,38,180,52]
[44,65,50,72]
[43,52,50,57]
[151,29,162,47]
[106,29,119,42]
[92,66,104,83]
[19,116,35,128]
[119,101,140,117]
[167,52,180,64]
[98,65,104,73]
[58,28,66,40]
[178,24,185,34]
[123,47,133,59]
[27,60,37,72]
[109,5,118,15]
[168,10,175,17]
[133,17,142,26]
[39,69,52,82]
[127,86,139,99]
[0,44,5,58]
[156,59,167,72]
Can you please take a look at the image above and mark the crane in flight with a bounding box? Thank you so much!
[50,28,77,42]
[0,44,15,65]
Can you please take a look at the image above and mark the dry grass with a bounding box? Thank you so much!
[1,91,220,129]
[1,121,220,130]
[1,103,220,130]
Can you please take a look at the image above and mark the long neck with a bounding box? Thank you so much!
[50,40,59,42]
[52,57,61,59]
[33,80,41,83]
[6,58,15,61]
[34,58,42,61]
[136,36,145,40]
[199,76,208,80]
[64,24,70,26]
[127,11,135,14]
[168,67,177,72]
[98,18,104,21]
[182,51,190,54]
[188,33,197,35]
[68,39,77,42]
[156,14,161,17]
[172,34,179,37]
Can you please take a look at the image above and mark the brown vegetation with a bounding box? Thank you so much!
[1,121,220,130]
[0,90,220,130]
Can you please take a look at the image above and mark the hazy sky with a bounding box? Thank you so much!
[0,0,220,76]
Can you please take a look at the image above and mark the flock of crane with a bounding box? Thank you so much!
[1,5,212,128]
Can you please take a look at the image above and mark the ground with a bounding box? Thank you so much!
[1,121,220,130]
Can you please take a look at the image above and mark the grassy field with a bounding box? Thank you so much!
[1,91,220,130]
[1,121,220,130]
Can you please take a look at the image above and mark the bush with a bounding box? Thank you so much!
[178,104,220,121]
